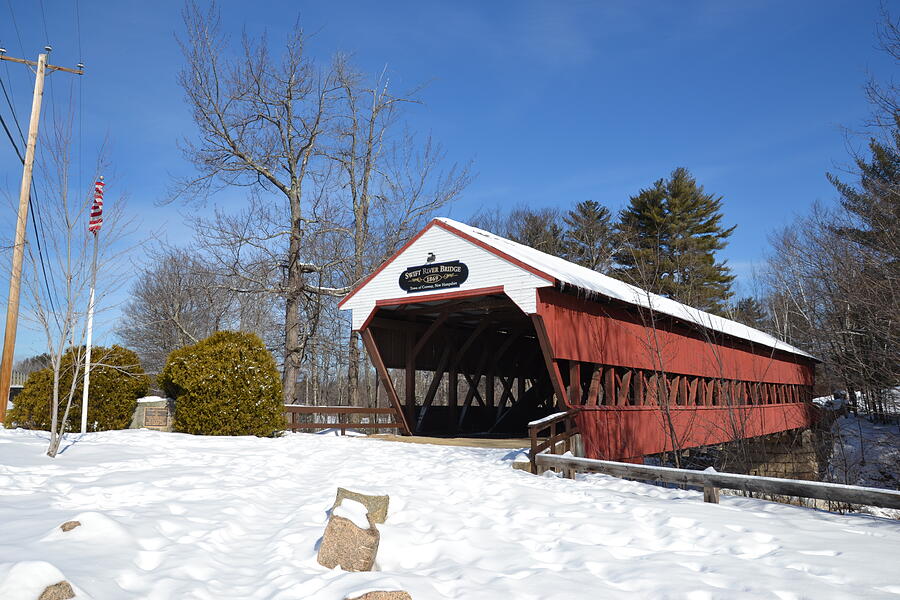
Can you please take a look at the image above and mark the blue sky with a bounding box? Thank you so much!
[0,0,894,358]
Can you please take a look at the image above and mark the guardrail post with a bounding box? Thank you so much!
[529,428,538,475]
[551,420,558,455]
[703,485,720,504]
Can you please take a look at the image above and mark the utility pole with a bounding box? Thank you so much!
[0,50,84,424]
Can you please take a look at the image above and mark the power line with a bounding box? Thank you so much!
[0,110,21,159]
[75,0,84,233]
[0,65,63,331]
[0,111,62,331]
[2,2,88,339]
[5,0,25,57]
[74,0,83,62]
[3,0,68,333]
[37,0,58,126]
[2,3,58,294]
[33,0,71,273]
[0,67,25,145]
[38,0,51,49]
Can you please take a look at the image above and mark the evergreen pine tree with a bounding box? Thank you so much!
[615,168,736,313]
[827,114,900,272]
[506,207,566,257]
[615,182,668,284]
[562,200,616,272]
[731,297,768,330]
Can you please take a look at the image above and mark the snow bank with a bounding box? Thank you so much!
[1,428,899,598]
[40,511,134,544]
[0,561,89,600]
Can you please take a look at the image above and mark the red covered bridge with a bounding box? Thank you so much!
[339,218,817,462]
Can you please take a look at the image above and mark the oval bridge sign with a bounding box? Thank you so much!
[398,260,469,293]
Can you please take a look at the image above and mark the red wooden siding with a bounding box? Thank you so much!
[537,288,813,386]
[575,403,818,461]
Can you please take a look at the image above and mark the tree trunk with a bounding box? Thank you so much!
[49,369,60,449]
[283,293,301,404]
[311,351,319,405]
[282,225,303,404]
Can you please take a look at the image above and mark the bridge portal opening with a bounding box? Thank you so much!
[362,291,559,437]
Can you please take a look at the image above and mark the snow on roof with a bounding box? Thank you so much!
[437,217,814,360]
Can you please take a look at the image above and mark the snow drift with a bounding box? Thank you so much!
[1,428,899,599]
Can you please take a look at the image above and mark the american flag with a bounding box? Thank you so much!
[88,178,104,234]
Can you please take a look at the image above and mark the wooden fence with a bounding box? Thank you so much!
[535,453,900,510]
[284,405,404,435]
[528,411,579,474]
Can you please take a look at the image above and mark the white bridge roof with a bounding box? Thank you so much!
[435,218,813,360]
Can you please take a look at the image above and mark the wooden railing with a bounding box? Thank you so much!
[284,405,404,435]
[528,411,579,474]
[535,453,900,510]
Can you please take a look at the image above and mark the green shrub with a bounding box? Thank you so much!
[159,331,284,436]
[7,345,150,431]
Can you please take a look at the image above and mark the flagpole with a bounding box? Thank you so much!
[80,177,104,434]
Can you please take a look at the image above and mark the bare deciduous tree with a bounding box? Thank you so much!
[12,110,136,456]
[764,201,898,422]
[117,247,280,374]
[173,4,471,404]
[865,4,900,131]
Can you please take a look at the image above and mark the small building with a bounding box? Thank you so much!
[339,218,817,461]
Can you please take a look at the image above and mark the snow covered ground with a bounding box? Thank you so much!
[1,428,900,599]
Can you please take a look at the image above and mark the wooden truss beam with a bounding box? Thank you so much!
[531,314,568,407]
[360,328,412,435]
[411,310,451,358]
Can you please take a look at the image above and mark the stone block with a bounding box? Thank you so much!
[39,581,74,600]
[59,521,81,532]
[347,592,412,600]
[317,513,380,572]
